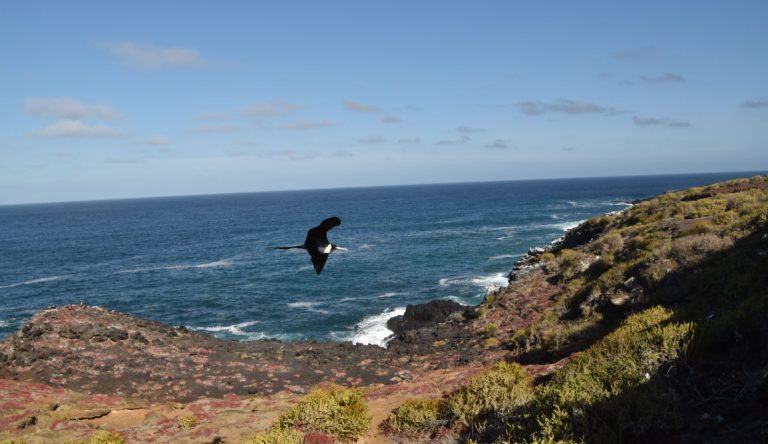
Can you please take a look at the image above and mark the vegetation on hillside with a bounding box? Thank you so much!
[386,175,768,442]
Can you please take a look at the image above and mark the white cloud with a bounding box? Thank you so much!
[742,99,768,109]
[358,136,386,144]
[145,136,170,145]
[343,100,380,113]
[640,73,687,84]
[632,115,692,128]
[517,99,617,116]
[242,101,301,117]
[381,115,402,124]
[25,98,122,120]
[197,124,239,133]
[105,42,204,69]
[456,126,484,133]
[196,112,230,120]
[35,120,120,138]
[277,120,333,130]
[486,139,509,149]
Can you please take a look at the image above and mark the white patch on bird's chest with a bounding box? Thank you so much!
[319,244,332,254]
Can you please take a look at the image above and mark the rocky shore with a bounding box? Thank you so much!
[0,241,567,442]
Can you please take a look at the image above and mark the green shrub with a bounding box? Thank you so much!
[243,427,303,444]
[484,337,501,347]
[483,322,498,336]
[276,384,371,442]
[531,307,694,443]
[178,415,198,429]
[556,249,589,281]
[446,361,532,430]
[63,431,125,444]
[387,399,446,434]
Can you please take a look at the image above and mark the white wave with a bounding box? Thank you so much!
[0,320,10,328]
[378,292,403,298]
[0,275,67,289]
[349,307,406,347]
[339,297,359,302]
[116,259,234,274]
[297,265,314,272]
[439,273,508,289]
[557,220,586,231]
[488,253,526,261]
[192,320,259,336]
[287,301,329,314]
[358,243,376,249]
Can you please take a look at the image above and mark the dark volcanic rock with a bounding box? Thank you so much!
[558,219,606,250]
[387,299,466,336]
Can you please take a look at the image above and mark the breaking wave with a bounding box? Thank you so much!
[0,275,67,289]
[348,307,406,347]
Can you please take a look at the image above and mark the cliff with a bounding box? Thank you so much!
[1,175,767,443]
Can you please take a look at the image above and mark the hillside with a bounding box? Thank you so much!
[1,175,767,443]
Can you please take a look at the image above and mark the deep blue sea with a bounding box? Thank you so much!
[0,172,759,345]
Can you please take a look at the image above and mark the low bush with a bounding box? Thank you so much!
[530,307,694,443]
[243,427,303,444]
[387,399,446,434]
[276,384,371,442]
[446,361,532,432]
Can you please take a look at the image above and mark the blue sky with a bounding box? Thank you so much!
[1,1,767,204]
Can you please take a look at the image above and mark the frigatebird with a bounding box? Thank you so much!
[272,216,347,274]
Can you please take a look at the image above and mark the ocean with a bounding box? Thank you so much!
[0,172,759,346]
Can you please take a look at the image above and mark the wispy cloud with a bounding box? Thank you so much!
[456,126,484,133]
[196,124,239,133]
[397,137,421,144]
[640,73,687,84]
[196,112,230,121]
[358,136,386,144]
[242,101,300,118]
[25,98,122,120]
[517,99,617,116]
[742,99,768,109]
[632,115,692,128]
[35,120,120,138]
[260,150,316,161]
[343,100,380,113]
[105,42,204,69]
[610,46,659,61]
[145,135,170,145]
[561,147,576,152]
[107,158,144,164]
[277,120,333,130]
[486,139,509,149]
[381,115,402,124]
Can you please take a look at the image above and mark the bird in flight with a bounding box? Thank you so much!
[272,216,347,274]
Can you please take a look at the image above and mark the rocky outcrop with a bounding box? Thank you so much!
[386,300,468,336]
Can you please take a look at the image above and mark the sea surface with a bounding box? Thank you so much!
[0,172,759,346]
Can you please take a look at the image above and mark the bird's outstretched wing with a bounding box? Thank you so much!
[304,216,341,247]
[309,252,329,274]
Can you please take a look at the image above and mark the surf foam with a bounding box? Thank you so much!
[349,307,406,347]
[0,275,67,289]
[287,301,330,314]
[116,259,234,274]
[193,320,260,336]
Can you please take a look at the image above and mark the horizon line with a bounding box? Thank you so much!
[2,169,766,208]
